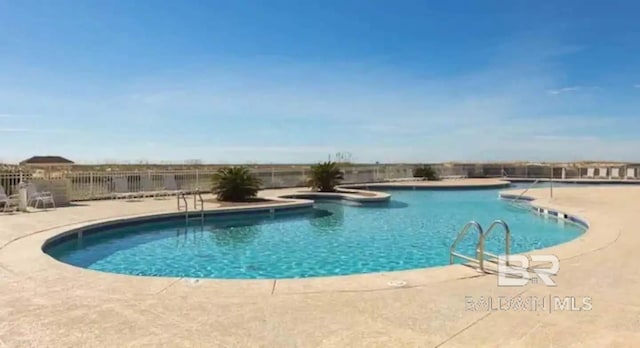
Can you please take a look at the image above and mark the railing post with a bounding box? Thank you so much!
[89,172,94,199]
[505,227,511,266]
[550,164,554,198]
[269,165,276,187]
[476,235,484,271]
[195,170,199,191]
[18,182,28,212]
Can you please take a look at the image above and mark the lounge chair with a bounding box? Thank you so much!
[0,185,19,213]
[610,168,621,179]
[111,177,137,200]
[585,168,595,179]
[626,168,636,179]
[596,168,608,179]
[26,183,55,209]
[162,175,184,196]
[140,176,168,199]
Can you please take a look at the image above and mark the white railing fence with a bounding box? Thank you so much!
[0,172,27,196]
[0,165,416,202]
[2,164,638,204]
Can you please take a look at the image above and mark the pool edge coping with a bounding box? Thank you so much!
[1,182,620,296]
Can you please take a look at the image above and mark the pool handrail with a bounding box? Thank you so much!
[450,221,485,270]
[480,220,511,267]
[177,191,188,215]
[511,179,540,204]
[450,220,511,272]
[193,190,204,220]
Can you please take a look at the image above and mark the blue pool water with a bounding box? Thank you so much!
[46,187,584,279]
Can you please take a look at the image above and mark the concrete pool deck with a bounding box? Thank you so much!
[0,179,639,346]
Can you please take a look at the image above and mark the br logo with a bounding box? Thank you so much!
[497,255,560,287]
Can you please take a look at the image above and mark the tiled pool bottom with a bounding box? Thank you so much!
[45,188,584,279]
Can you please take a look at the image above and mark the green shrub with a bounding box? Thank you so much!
[307,161,344,192]
[211,166,261,201]
[413,165,439,181]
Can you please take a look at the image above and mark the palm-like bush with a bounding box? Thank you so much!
[413,165,439,181]
[307,161,344,192]
[211,166,261,201]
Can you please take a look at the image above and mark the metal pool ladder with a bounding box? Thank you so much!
[175,191,205,247]
[177,190,205,220]
[178,190,204,220]
[449,220,511,272]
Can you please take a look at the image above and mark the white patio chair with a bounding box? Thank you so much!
[163,175,184,196]
[596,168,608,179]
[0,185,19,213]
[585,168,595,178]
[626,168,637,179]
[610,168,621,179]
[26,183,55,209]
[141,176,168,199]
[111,177,136,200]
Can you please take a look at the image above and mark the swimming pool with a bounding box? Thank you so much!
[45,187,585,279]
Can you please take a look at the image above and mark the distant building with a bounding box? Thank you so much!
[20,156,74,167]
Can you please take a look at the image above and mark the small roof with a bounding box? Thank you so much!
[20,156,74,165]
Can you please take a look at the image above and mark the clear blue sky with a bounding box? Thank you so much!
[1,0,639,164]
